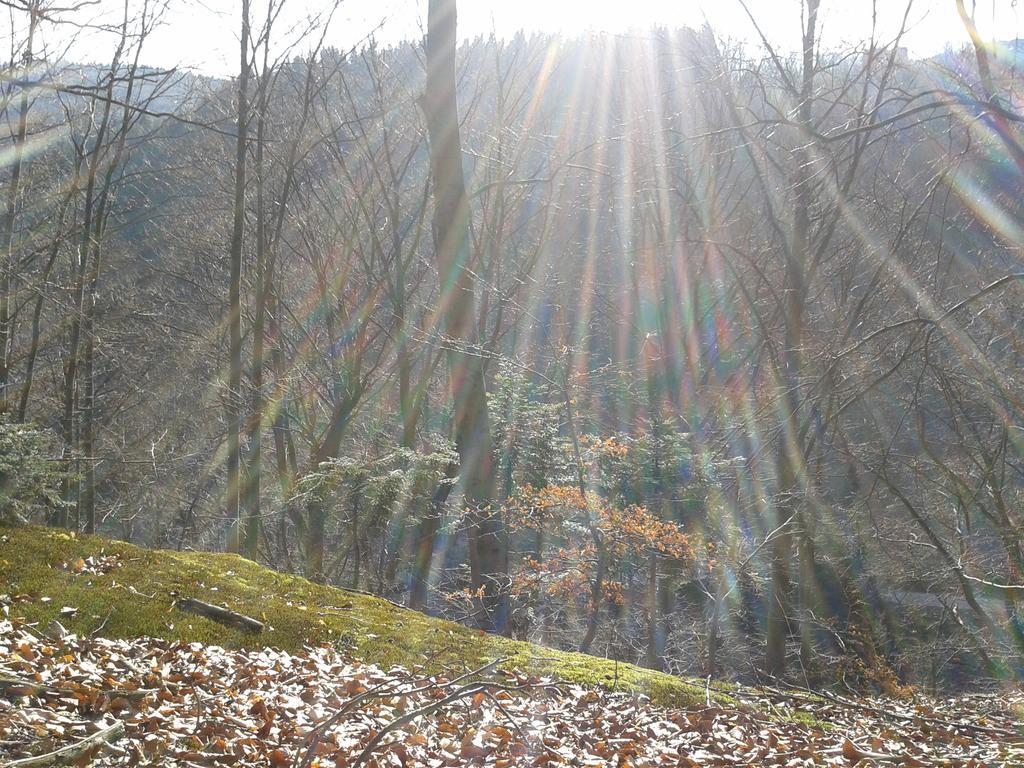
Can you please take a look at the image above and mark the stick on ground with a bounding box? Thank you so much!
[5,720,125,767]
[176,597,264,633]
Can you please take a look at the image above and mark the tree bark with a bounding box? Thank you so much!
[225,0,251,553]
[408,463,455,611]
[422,0,508,633]
[17,182,74,422]
[0,7,36,414]
[177,597,264,633]
[241,53,272,562]
[765,0,818,679]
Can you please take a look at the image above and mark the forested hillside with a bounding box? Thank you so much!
[2,0,1024,700]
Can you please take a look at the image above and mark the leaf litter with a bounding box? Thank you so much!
[0,619,1021,766]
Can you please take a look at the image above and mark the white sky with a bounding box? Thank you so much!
[17,0,1024,76]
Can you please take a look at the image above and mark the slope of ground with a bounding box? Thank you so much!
[2,527,1023,765]
[0,525,711,707]
[1,623,1021,766]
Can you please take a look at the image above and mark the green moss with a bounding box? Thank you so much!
[790,710,833,731]
[0,525,722,708]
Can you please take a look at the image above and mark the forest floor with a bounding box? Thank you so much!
[1,526,1022,766]
[0,526,711,706]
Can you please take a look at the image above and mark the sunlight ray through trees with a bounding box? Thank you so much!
[1,0,1024,695]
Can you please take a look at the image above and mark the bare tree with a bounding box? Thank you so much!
[423,0,508,632]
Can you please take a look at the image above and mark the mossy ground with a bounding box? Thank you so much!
[0,525,722,708]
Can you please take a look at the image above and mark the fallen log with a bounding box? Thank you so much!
[176,597,264,633]
[5,720,125,767]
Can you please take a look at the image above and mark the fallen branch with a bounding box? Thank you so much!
[350,675,560,768]
[176,598,264,633]
[738,679,1023,742]
[0,673,156,703]
[350,682,491,767]
[0,675,50,699]
[294,657,508,768]
[294,678,401,768]
[5,720,125,767]
[484,690,562,761]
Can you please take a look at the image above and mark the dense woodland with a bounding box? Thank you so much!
[2,0,1024,693]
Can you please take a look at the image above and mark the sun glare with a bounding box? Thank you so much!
[2,0,1024,763]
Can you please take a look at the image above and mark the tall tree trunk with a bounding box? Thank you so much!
[645,551,661,670]
[225,0,251,553]
[422,0,507,633]
[765,0,818,678]
[60,107,112,529]
[351,491,361,590]
[408,462,455,611]
[242,64,271,562]
[396,268,417,448]
[80,324,97,533]
[299,392,362,580]
[561,370,604,653]
[80,35,139,534]
[19,180,75,422]
[304,498,327,582]
[79,168,116,536]
[706,563,726,679]
[0,7,36,414]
